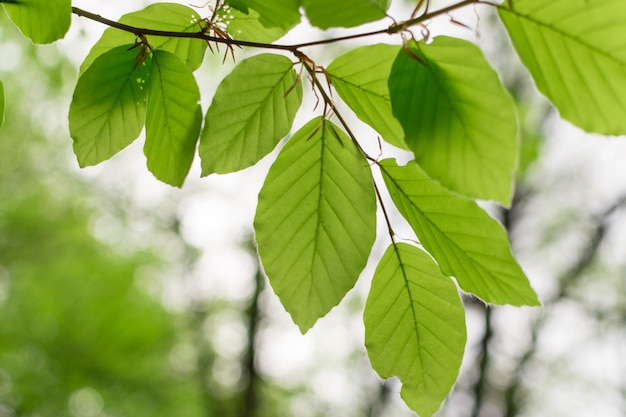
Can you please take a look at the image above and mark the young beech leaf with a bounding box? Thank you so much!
[3,0,70,44]
[380,158,539,306]
[388,37,518,207]
[327,44,407,150]
[79,3,206,75]
[200,53,302,175]
[144,50,202,187]
[219,6,288,43]
[499,0,626,136]
[254,117,376,333]
[69,45,150,167]
[364,243,466,417]
[302,0,389,29]
[0,80,4,129]
[228,0,301,31]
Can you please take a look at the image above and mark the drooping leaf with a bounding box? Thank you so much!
[327,44,407,150]
[227,0,301,31]
[0,80,4,129]
[302,0,389,29]
[79,3,206,75]
[364,243,466,417]
[219,5,288,43]
[499,0,626,135]
[255,117,376,333]
[200,53,302,175]
[3,0,70,43]
[144,50,202,187]
[388,37,518,206]
[380,158,539,306]
[69,45,150,167]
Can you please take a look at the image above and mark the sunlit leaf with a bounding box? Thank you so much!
[228,0,301,31]
[200,53,302,175]
[255,117,376,333]
[389,37,518,206]
[499,0,626,135]
[3,0,70,43]
[365,243,466,417]
[380,158,539,306]
[0,80,4,129]
[302,0,389,29]
[69,45,150,167]
[219,5,288,43]
[327,44,407,150]
[79,3,206,74]
[144,50,202,187]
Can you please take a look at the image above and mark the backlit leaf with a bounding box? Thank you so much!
[327,44,407,149]
[69,45,150,167]
[389,37,518,206]
[80,3,206,74]
[228,0,301,31]
[3,0,70,43]
[0,80,4,129]
[255,117,376,333]
[302,0,389,29]
[499,0,626,135]
[200,53,302,175]
[365,243,466,417]
[380,158,539,306]
[144,50,202,187]
[219,6,288,43]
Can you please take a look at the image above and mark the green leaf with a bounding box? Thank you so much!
[327,44,407,150]
[388,37,518,206]
[499,0,626,135]
[3,0,70,43]
[80,3,206,75]
[219,5,288,43]
[302,0,389,29]
[365,243,466,417]
[255,117,376,333]
[144,50,202,187]
[200,53,302,175]
[69,45,150,167]
[228,0,301,30]
[380,158,539,306]
[0,80,4,129]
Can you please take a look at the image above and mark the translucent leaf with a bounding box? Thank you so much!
[255,118,376,332]
[499,0,626,135]
[80,3,206,75]
[228,0,300,30]
[0,80,4,129]
[200,54,302,175]
[3,0,70,43]
[144,51,202,187]
[365,243,466,417]
[327,44,407,150]
[219,6,288,43]
[388,37,518,206]
[69,45,150,167]
[302,0,389,29]
[380,158,539,306]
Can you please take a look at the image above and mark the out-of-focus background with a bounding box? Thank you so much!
[1,1,626,416]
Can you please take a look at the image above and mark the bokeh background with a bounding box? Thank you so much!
[1,1,626,416]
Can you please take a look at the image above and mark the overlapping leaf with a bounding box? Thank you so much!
[69,45,150,167]
[80,3,206,75]
[302,0,389,29]
[380,158,539,306]
[499,0,626,135]
[327,44,407,149]
[255,117,376,333]
[365,243,466,417]
[3,0,71,44]
[389,37,518,206]
[219,6,288,43]
[228,0,301,30]
[144,51,202,187]
[200,53,302,175]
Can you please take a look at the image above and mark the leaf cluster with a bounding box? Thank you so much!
[2,0,626,415]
